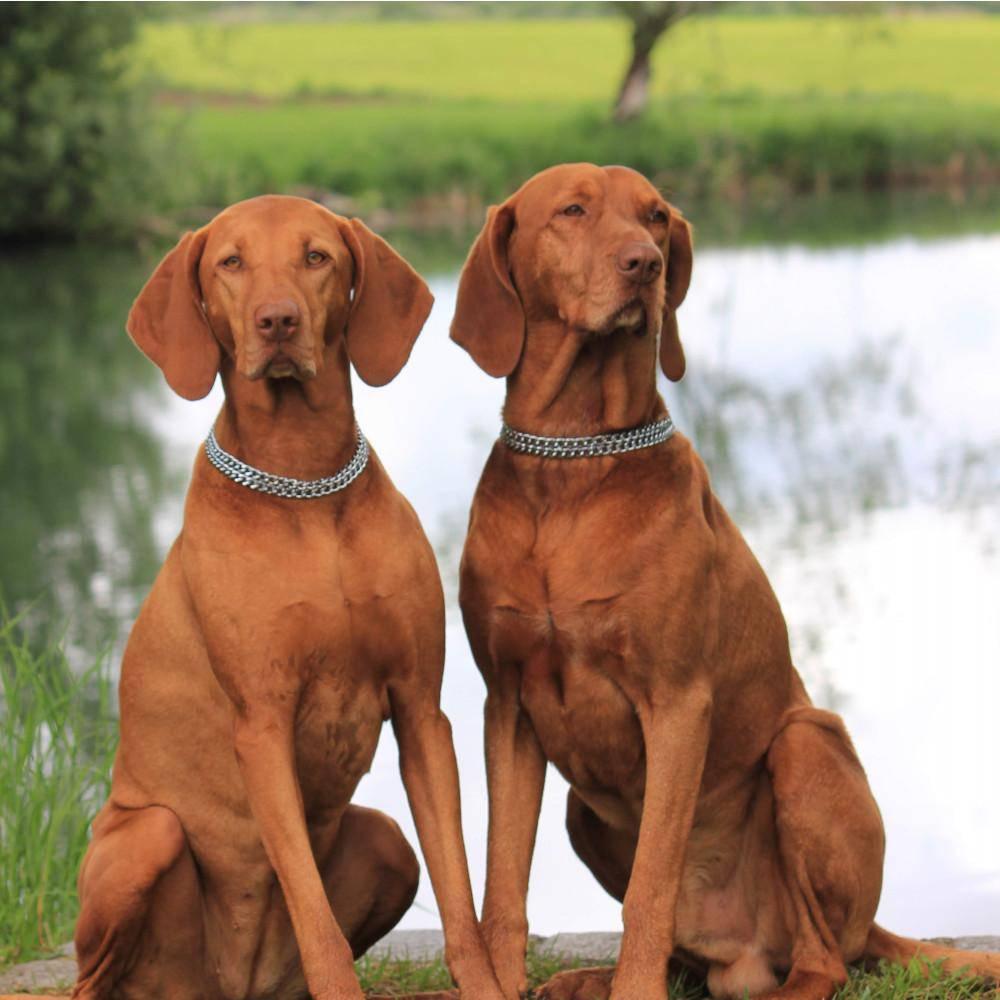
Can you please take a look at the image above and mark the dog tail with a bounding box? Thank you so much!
[864,923,1000,983]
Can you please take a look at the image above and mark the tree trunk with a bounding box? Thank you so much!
[614,50,652,123]
[612,2,692,123]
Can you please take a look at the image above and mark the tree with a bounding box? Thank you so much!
[0,4,168,241]
[612,2,695,122]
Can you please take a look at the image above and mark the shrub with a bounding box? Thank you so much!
[0,4,177,241]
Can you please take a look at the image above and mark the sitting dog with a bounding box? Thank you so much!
[10,196,503,1000]
[450,164,1000,1000]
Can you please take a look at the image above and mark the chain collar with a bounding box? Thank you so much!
[500,415,675,458]
[204,425,369,499]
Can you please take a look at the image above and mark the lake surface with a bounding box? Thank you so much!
[2,190,998,938]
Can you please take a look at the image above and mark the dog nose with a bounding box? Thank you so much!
[616,242,663,285]
[254,299,300,341]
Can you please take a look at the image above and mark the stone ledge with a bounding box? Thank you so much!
[2,932,998,995]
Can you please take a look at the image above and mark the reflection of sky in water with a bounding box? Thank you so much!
[156,233,1000,937]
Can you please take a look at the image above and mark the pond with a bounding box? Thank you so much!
[1,188,998,939]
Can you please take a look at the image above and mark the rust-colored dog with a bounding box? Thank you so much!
[10,196,503,1000]
[451,164,1000,1000]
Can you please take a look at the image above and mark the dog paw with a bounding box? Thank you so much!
[535,967,614,1000]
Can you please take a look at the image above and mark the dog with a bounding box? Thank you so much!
[450,163,1000,1000]
[7,196,503,1000]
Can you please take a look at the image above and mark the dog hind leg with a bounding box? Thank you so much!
[748,707,886,1000]
[321,804,421,959]
[71,802,203,999]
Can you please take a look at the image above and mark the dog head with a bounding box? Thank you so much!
[128,195,432,399]
[451,163,693,381]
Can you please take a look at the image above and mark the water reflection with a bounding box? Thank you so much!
[0,248,178,661]
[2,190,998,938]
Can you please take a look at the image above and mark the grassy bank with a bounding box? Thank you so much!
[134,12,1000,217]
[179,93,1000,216]
[0,618,117,965]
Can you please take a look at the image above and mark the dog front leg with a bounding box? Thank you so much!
[390,690,506,1000]
[233,712,363,1000]
[611,682,713,1000]
[480,685,547,1000]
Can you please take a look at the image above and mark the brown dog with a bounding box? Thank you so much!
[451,164,1000,1000]
[8,196,503,1000]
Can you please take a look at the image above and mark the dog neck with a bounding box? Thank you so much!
[502,317,666,437]
[213,342,358,481]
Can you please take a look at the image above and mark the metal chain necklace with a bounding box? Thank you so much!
[204,425,369,499]
[500,415,676,458]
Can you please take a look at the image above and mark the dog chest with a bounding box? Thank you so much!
[293,672,387,809]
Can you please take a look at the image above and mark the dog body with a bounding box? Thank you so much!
[100,447,435,1000]
[14,196,503,1000]
[452,165,1000,1000]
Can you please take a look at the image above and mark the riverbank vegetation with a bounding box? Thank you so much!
[0,616,116,964]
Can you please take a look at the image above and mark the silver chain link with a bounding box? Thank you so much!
[204,425,369,499]
[500,415,675,458]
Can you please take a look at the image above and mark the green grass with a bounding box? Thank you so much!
[352,952,992,999]
[0,616,117,966]
[138,15,1000,106]
[179,92,1000,211]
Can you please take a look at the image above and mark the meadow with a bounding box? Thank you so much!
[135,12,1000,215]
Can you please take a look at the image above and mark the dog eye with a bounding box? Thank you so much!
[306,250,328,266]
[221,255,241,270]
[561,204,586,217]
[648,208,669,224]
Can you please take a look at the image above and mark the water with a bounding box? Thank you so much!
[2,190,998,938]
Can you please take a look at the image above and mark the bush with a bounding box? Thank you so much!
[0,4,176,241]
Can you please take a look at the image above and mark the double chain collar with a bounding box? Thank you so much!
[500,415,676,458]
[204,425,369,499]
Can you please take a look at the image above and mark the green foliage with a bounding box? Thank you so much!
[177,93,1000,213]
[0,3,182,241]
[0,614,117,964]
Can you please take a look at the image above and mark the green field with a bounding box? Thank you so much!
[133,12,1000,216]
[139,15,1000,106]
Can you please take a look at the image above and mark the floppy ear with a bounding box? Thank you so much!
[659,212,694,383]
[338,218,434,387]
[450,203,524,377]
[127,229,220,400]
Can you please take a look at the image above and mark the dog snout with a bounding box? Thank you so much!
[616,242,663,285]
[254,299,301,342]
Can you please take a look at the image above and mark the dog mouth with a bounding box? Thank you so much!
[591,298,648,339]
[246,347,318,382]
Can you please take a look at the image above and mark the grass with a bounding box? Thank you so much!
[178,92,1000,213]
[137,15,1000,107]
[129,11,1000,216]
[0,615,117,966]
[353,951,993,999]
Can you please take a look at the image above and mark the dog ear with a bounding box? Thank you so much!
[127,229,220,400]
[659,212,694,383]
[338,218,434,387]
[450,203,523,377]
